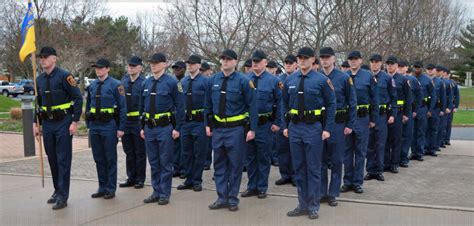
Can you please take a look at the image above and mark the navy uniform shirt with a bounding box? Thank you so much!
[443,78,453,110]
[392,73,413,116]
[205,70,258,131]
[121,74,145,133]
[406,75,422,114]
[35,67,83,122]
[181,73,209,115]
[374,70,398,117]
[281,69,336,132]
[320,68,357,129]
[86,76,127,131]
[415,73,436,112]
[433,76,447,111]
[347,68,379,123]
[139,73,185,131]
[451,79,460,109]
[249,71,282,127]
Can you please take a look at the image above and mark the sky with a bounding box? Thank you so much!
[105,0,474,20]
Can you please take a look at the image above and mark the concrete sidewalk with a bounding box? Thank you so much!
[1,175,473,226]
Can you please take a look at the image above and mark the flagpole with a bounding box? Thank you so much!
[31,54,45,188]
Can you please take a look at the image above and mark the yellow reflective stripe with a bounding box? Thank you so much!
[258,112,272,116]
[379,104,387,108]
[145,112,171,119]
[191,109,204,115]
[41,102,72,110]
[357,104,369,109]
[90,108,114,113]
[397,100,405,105]
[289,109,322,115]
[127,111,139,116]
[214,113,248,122]
[424,97,428,101]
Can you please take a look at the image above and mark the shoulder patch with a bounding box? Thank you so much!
[66,75,77,87]
[118,85,125,96]
[177,82,183,93]
[249,80,255,89]
[278,81,284,90]
[327,79,334,91]
[348,77,354,86]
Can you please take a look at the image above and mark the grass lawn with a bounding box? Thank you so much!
[459,88,474,110]
[0,95,20,112]
[0,120,23,132]
[453,110,474,125]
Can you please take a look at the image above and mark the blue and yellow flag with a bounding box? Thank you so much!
[19,1,36,62]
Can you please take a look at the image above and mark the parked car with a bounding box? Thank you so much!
[0,80,24,97]
[16,79,35,95]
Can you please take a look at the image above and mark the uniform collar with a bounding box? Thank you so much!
[186,73,201,81]
[152,73,167,82]
[251,70,269,79]
[219,71,237,80]
[45,66,58,77]
[297,69,314,78]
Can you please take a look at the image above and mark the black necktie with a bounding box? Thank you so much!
[186,78,194,119]
[297,75,305,119]
[218,76,229,118]
[45,75,53,116]
[95,81,104,114]
[149,80,158,118]
[126,81,134,112]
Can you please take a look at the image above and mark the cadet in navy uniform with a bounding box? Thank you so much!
[201,62,214,170]
[275,54,298,186]
[86,58,127,200]
[410,61,436,161]
[384,56,412,173]
[444,68,459,146]
[119,56,146,189]
[341,51,379,194]
[365,54,397,181]
[176,54,209,192]
[141,53,185,205]
[318,47,356,207]
[340,61,350,72]
[282,47,336,219]
[425,64,445,156]
[33,46,83,210]
[241,50,281,199]
[437,66,452,151]
[171,61,187,179]
[206,49,257,212]
[399,61,421,167]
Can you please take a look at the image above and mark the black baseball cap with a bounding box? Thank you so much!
[92,58,111,68]
[297,47,315,58]
[266,60,278,68]
[200,62,210,71]
[148,53,167,63]
[251,50,267,61]
[341,61,350,67]
[398,60,408,67]
[37,46,57,57]
[319,47,335,57]
[172,61,186,69]
[284,54,297,64]
[186,54,202,64]
[413,61,423,68]
[128,56,142,66]
[220,49,238,60]
[348,51,362,60]
[369,54,383,62]
[385,56,398,64]
[427,64,436,70]
[244,59,252,67]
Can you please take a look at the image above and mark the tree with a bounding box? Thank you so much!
[453,20,474,82]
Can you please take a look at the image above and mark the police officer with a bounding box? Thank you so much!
[437,66,452,150]
[33,46,83,210]
[425,64,445,156]
[243,59,253,74]
[266,60,279,76]
[206,49,257,212]
[340,61,350,72]
[176,54,209,192]
[444,68,459,146]
[172,60,187,179]
[319,47,356,207]
[200,61,214,170]
[384,56,412,173]
[119,56,146,189]
[241,50,281,199]
[410,61,436,161]
[399,60,421,167]
[141,53,185,205]
[341,51,378,194]
[275,54,297,186]
[365,54,397,181]
[265,59,280,166]
[282,47,336,219]
[86,58,127,200]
